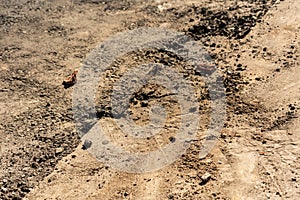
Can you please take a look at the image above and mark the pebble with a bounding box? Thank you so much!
[200,172,211,185]
[82,140,92,150]
[1,187,8,193]
[55,147,64,154]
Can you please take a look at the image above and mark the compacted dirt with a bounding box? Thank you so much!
[0,0,299,199]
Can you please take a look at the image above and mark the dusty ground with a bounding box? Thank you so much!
[0,0,299,199]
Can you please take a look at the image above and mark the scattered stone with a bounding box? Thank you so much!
[55,147,64,154]
[1,187,8,193]
[169,137,176,143]
[102,140,109,145]
[200,172,211,185]
[289,104,296,111]
[82,140,92,150]
[255,77,261,81]
[188,2,272,39]
[62,69,78,88]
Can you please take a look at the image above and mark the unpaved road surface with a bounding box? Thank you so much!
[1,0,299,199]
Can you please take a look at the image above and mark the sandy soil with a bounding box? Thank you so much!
[0,0,299,199]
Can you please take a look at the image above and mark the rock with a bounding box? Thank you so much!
[82,140,92,150]
[200,172,211,185]
[55,147,64,154]
[289,104,296,111]
[255,77,261,81]
[1,187,8,193]
[169,137,176,143]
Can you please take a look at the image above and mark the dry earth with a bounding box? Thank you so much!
[0,0,299,199]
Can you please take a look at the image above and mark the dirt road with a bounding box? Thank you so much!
[1,0,299,199]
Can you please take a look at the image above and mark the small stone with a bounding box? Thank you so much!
[1,187,7,193]
[55,147,64,154]
[200,172,211,185]
[82,140,92,150]
[102,140,109,145]
[169,137,176,143]
[276,192,281,196]
[263,171,271,175]
[289,104,296,111]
